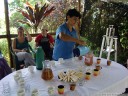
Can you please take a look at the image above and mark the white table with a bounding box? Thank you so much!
[0,57,128,96]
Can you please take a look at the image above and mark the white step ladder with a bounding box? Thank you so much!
[99,25,118,62]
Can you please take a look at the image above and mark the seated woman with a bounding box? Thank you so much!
[35,29,54,60]
[12,26,35,67]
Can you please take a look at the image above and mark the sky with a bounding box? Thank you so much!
[0,0,13,18]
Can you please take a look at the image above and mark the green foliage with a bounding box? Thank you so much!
[81,0,128,64]
[0,39,10,66]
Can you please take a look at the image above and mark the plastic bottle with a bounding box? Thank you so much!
[36,46,45,70]
[73,46,90,57]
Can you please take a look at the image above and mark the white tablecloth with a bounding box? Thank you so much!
[0,57,128,96]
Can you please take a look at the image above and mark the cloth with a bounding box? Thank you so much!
[16,52,35,67]
[0,58,12,80]
[0,57,128,96]
[35,34,54,60]
[52,22,78,60]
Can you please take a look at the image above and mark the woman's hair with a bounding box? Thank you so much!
[66,8,81,21]
[41,28,48,32]
[17,26,23,30]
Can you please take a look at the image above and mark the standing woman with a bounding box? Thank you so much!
[12,26,35,67]
[52,8,86,61]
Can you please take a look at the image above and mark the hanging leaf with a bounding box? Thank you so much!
[34,3,40,22]
[26,2,34,11]
[43,6,55,17]
[17,20,31,27]
[38,4,48,21]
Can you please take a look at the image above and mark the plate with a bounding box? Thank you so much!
[58,70,83,83]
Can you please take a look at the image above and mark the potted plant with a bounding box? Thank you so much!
[18,2,55,33]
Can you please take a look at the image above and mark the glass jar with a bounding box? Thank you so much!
[84,51,93,66]
[41,60,54,80]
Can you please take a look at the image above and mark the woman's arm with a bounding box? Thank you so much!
[59,32,86,45]
[25,30,32,42]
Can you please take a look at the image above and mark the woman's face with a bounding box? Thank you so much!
[67,16,79,26]
[17,28,24,36]
[41,29,48,36]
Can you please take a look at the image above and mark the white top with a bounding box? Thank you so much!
[0,57,128,96]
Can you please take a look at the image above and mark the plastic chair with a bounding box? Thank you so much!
[10,44,35,70]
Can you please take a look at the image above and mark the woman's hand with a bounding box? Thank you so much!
[50,43,54,48]
[77,40,86,46]
[22,49,27,52]
[24,29,32,42]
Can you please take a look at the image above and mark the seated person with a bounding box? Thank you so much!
[12,26,35,67]
[35,29,54,60]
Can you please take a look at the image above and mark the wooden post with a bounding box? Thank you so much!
[78,0,81,39]
[4,0,13,67]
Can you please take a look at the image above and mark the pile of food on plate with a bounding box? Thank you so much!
[58,70,83,83]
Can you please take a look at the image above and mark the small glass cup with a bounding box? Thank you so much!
[74,57,78,61]
[58,85,64,94]
[2,82,10,95]
[48,86,55,95]
[16,70,22,77]
[14,74,20,82]
[58,58,64,64]
[97,58,101,64]
[78,77,85,86]
[28,65,34,73]
[78,56,83,60]
[17,88,25,96]
[85,72,91,80]
[107,60,111,66]
[95,65,102,70]
[19,81,25,88]
[70,83,76,91]
[18,78,24,83]
[50,60,55,67]
[72,57,75,62]
[31,89,38,96]
[93,69,99,76]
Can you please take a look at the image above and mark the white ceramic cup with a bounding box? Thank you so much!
[28,66,34,73]
[17,88,25,96]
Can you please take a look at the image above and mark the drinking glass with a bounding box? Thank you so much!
[28,65,34,73]
[2,82,10,96]
[78,77,85,86]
